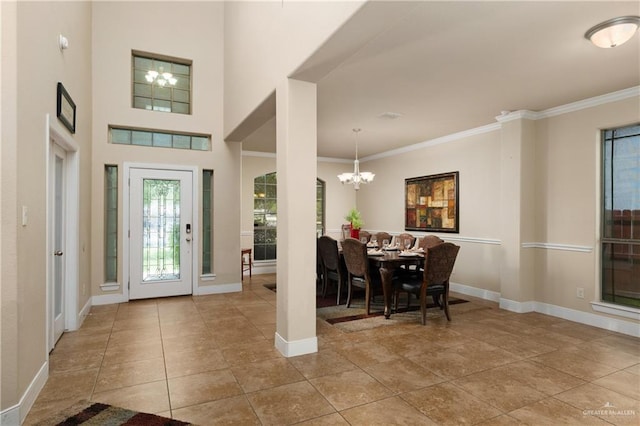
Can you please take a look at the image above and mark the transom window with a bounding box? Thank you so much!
[601,123,640,308]
[109,126,210,151]
[132,51,192,114]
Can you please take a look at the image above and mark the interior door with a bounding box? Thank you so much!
[129,168,193,299]
[51,143,66,345]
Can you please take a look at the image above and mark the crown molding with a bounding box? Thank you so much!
[362,122,501,162]
[539,86,639,119]
[242,86,639,161]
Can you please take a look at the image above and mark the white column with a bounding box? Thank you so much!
[274,78,318,357]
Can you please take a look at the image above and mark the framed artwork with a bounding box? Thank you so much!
[405,171,459,233]
[56,82,76,134]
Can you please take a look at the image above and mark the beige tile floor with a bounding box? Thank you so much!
[25,273,639,425]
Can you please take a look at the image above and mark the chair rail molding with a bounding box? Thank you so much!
[521,242,592,253]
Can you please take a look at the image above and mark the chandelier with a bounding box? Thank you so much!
[337,128,375,190]
[145,66,177,87]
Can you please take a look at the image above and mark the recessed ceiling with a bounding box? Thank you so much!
[241,1,640,159]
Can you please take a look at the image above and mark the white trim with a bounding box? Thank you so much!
[442,236,501,245]
[240,230,253,237]
[453,283,640,338]
[499,298,536,313]
[591,301,640,321]
[46,116,80,355]
[495,110,540,123]
[450,281,501,302]
[78,297,92,329]
[274,332,318,357]
[362,123,501,162]
[0,361,48,425]
[241,87,639,162]
[194,282,242,296]
[252,261,277,275]
[100,282,120,292]
[536,301,639,338]
[123,163,199,301]
[522,242,593,252]
[538,86,640,119]
[92,292,128,306]
[200,273,217,282]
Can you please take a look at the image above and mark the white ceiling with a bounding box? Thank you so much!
[241,1,640,159]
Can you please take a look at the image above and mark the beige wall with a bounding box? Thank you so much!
[534,97,640,316]
[223,0,363,140]
[90,1,240,294]
[354,96,639,323]
[358,129,503,293]
[1,0,93,412]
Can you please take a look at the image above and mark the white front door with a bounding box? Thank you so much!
[51,143,66,345]
[129,168,193,299]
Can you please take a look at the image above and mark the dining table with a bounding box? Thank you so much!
[367,248,424,318]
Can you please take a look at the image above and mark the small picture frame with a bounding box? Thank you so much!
[405,171,459,233]
[56,82,76,134]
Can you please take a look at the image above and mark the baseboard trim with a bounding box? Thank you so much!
[92,292,127,306]
[499,298,536,313]
[536,301,640,338]
[194,282,242,296]
[274,332,318,358]
[450,281,501,302]
[451,283,639,338]
[0,360,48,425]
[76,296,92,330]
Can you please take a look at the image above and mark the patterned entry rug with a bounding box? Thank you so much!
[35,400,195,426]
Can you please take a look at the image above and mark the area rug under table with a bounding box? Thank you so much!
[35,400,195,426]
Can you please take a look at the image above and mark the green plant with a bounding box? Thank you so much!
[345,208,364,230]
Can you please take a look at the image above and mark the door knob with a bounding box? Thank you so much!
[185,237,191,242]
[54,250,64,256]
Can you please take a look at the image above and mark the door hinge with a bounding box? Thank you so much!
[128,230,130,238]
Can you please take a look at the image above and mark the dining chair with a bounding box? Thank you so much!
[341,238,382,314]
[358,230,371,243]
[341,224,352,241]
[317,235,345,305]
[374,232,392,247]
[418,235,444,250]
[394,242,460,325]
[396,232,416,249]
[407,235,446,276]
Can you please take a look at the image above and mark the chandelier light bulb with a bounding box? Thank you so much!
[145,66,177,86]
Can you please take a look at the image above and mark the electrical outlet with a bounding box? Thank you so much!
[577,287,584,299]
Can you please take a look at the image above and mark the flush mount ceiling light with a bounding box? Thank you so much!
[145,66,177,86]
[337,128,375,190]
[585,16,640,48]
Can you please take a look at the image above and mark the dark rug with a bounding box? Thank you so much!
[263,283,337,308]
[36,401,194,426]
[324,297,468,324]
[263,283,468,318]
